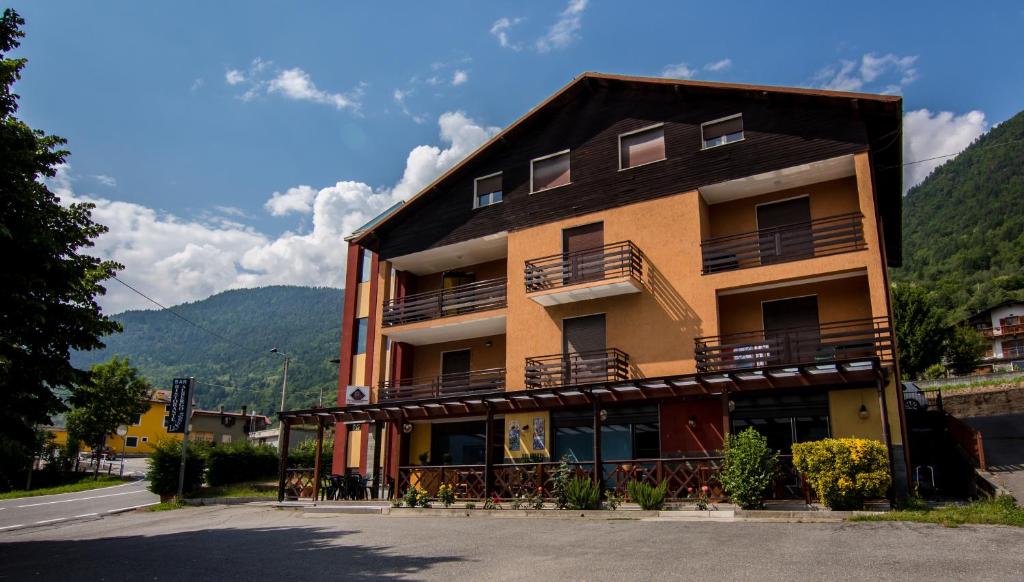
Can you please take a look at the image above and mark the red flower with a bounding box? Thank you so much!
[701,485,709,493]
[687,487,694,493]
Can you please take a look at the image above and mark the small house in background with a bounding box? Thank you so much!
[967,300,1024,372]
[249,425,319,450]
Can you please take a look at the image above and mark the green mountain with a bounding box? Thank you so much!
[72,286,343,416]
[894,110,1024,321]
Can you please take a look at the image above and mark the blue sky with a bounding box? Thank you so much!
[8,1,1023,311]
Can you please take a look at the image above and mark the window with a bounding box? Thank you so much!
[701,114,744,149]
[132,414,142,426]
[124,436,138,448]
[474,172,503,208]
[355,318,368,355]
[531,150,570,193]
[619,125,665,169]
[141,437,149,443]
[358,249,373,283]
[221,434,232,444]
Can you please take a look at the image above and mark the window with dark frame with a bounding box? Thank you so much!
[474,172,503,208]
[620,125,666,169]
[125,436,139,448]
[355,318,368,355]
[531,151,571,192]
[702,114,744,149]
[358,249,372,283]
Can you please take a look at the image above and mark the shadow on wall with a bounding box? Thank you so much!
[0,525,464,580]
[644,258,703,363]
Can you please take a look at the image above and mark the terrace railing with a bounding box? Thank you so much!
[694,316,893,374]
[380,368,506,401]
[701,212,865,274]
[524,241,643,292]
[525,348,630,389]
[382,277,507,327]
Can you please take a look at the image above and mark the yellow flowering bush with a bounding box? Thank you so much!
[436,483,456,507]
[792,438,890,510]
[401,486,431,508]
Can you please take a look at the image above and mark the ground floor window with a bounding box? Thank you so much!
[125,436,138,448]
[431,420,486,465]
[729,392,830,453]
[551,405,660,462]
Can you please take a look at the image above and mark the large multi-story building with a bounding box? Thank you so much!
[280,73,909,501]
[967,300,1024,372]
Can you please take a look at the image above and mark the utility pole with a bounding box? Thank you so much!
[271,348,291,458]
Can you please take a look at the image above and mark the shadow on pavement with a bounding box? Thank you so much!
[0,525,466,581]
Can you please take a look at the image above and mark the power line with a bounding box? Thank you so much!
[888,136,1024,169]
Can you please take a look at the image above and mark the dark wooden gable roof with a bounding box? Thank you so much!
[355,72,903,266]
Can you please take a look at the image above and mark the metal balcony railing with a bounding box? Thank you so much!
[382,277,507,327]
[379,368,506,400]
[694,316,893,374]
[524,348,630,389]
[524,241,643,293]
[701,212,865,274]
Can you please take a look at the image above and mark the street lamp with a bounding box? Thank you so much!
[115,424,129,478]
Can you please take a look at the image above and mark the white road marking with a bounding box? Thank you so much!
[16,490,146,508]
[73,513,99,518]
[106,502,158,513]
[34,518,66,524]
[0,481,135,503]
[0,524,25,531]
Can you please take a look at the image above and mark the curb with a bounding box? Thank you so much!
[182,497,270,507]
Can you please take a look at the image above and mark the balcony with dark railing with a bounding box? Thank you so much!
[380,368,506,400]
[694,316,893,374]
[701,212,865,274]
[524,348,631,390]
[382,277,507,327]
[524,241,643,306]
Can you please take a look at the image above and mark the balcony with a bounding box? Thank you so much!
[524,241,644,306]
[380,368,506,401]
[694,317,893,374]
[701,212,865,274]
[381,278,507,345]
[525,348,631,390]
[978,324,1024,339]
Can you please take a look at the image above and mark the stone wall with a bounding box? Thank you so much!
[940,384,1024,418]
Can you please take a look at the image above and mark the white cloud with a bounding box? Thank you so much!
[451,70,468,86]
[535,0,588,52]
[704,58,732,72]
[52,112,499,312]
[190,78,204,92]
[264,185,318,216]
[661,63,697,79]
[226,58,364,111]
[816,53,918,94]
[393,88,426,124]
[490,17,524,50]
[224,69,245,85]
[903,109,988,191]
[93,174,117,187]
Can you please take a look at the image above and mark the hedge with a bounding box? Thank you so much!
[792,437,891,510]
[146,438,206,497]
[206,443,279,487]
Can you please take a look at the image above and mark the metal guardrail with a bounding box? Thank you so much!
[380,368,506,400]
[382,277,507,326]
[524,241,643,292]
[525,348,630,389]
[701,212,865,274]
[694,316,893,374]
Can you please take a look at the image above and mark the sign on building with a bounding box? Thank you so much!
[167,378,193,433]
[346,385,369,405]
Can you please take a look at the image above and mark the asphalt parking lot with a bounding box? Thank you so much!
[1,504,1022,581]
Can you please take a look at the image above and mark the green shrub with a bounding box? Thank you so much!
[792,437,891,510]
[436,483,456,508]
[626,480,668,510]
[146,439,206,497]
[206,442,279,487]
[565,476,601,510]
[551,454,573,509]
[720,427,779,509]
[288,437,333,473]
[402,486,430,508]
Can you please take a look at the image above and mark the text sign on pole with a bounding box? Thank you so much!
[167,378,193,433]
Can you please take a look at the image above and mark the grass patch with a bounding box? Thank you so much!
[186,482,276,499]
[850,496,1024,528]
[147,500,185,512]
[921,378,1024,393]
[0,476,127,500]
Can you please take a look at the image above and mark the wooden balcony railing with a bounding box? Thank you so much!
[524,348,630,389]
[380,368,506,400]
[524,241,643,293]
[701,212,865,274]
[382,277,507,327]
[977,324,1024,339]
[694,316,893,374]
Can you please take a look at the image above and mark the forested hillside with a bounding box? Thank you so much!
[72,286,343,416]
[894,109,1024,321]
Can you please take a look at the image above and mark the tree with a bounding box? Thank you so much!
[946,326,987,376]
[891,283,950,380]
[0,9,121,488]
[66,357,149,469]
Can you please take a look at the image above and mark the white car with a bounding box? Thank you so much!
[902,381,929,411]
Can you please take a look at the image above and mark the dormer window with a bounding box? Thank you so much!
[474,172,503,208]
[701,114,744,149]
[531,150,571,193]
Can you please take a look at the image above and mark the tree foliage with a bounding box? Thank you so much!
[0,9,121,486]
[946,326,987,376]
[891,283,950,379]
[720,427,778,509]
[66,357,150,451]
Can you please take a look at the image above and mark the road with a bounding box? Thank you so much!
[0,479,159,533]
[966,413,1024,503]
[1,505,1022,581]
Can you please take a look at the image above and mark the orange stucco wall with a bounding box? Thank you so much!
[414,258,508,293]
[706,177,860,239]
[411,334,507,379]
